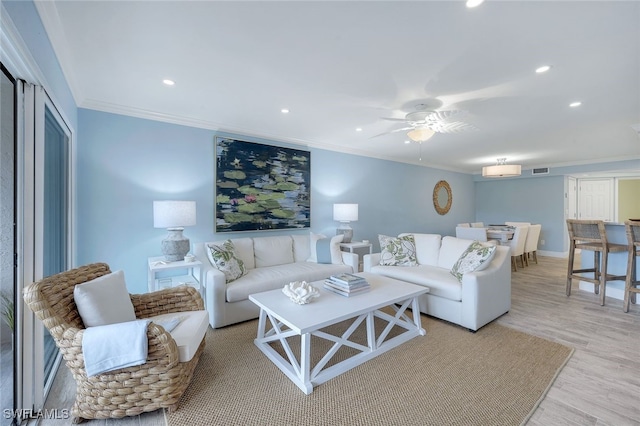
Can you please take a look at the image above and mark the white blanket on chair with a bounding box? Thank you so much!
[82,319,150,377]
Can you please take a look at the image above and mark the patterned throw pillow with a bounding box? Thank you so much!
[450,241,497,282]
[379,234,418,266]
[206,240,247,283]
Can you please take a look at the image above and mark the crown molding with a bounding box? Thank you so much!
[34,0,84,105]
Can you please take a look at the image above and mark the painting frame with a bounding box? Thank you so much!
[214,136,311,233]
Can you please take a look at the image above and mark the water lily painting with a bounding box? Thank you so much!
[215,137,311,232]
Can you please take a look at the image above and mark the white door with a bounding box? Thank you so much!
[567,177,577,220]
[578,178,614,221]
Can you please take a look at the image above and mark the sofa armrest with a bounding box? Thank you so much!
[460,245,511,330]
[363,253,381,272]
[200,263,228,328]
[341,251,359,273]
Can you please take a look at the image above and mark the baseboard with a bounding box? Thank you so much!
[538,250,567,258]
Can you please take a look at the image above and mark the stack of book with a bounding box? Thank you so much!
[324,273,370,297]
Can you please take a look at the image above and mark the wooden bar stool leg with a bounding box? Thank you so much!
[566,242,576,296]
[624,247,637,312]
[593,251,600,295]
[599,250,607,306]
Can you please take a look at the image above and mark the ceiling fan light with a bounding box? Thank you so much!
[407,127,435,142]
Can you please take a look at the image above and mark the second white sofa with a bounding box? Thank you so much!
[363,234,511,331]
[194,234,358,328]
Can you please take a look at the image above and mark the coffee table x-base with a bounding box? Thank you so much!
[248,273,429,394]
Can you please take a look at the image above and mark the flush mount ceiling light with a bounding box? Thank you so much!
[466,0,484,8]
[281,108,289,114]
[535,65,551,73]
[162,79,175,86]
[407,127,435,142]
[569,101,582,107]
[482,158,522,178]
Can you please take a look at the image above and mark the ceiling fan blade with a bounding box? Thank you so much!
[381,117,410,122]
[429,121,478,133]
[369,126,414,139]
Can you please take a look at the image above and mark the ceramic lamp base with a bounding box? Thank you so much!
[336,223,353,243]
[161,228,190,261]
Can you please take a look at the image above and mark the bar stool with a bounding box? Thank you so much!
[566,219,628,306]
[623,220,640,312]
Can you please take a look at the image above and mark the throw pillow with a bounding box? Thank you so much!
[206,240,247,283]
[73,270,137,327]
[307,232,344,264]
[450,241,497,282]
[378,234,418,266]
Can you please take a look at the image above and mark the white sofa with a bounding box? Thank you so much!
[194,234,358,328]
[363,234,511,331]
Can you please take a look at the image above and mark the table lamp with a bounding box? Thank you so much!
[333,203,358,243]
[153,200,196,261]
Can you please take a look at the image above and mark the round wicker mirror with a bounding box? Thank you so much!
[433,180,452,215]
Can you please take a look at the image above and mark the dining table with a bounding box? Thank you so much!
[486,226,515,243]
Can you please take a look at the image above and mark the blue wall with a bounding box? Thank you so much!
[475,176,565,252]
[78,109,475,293]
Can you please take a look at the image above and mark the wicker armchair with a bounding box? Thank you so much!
[23,262,206,423]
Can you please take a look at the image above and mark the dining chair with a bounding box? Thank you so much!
[565,219,628,306]
[523,224,542,266]
[623,220,640,312]
[506,225,528,271]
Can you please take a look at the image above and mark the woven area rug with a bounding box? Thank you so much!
[166,314,573,426]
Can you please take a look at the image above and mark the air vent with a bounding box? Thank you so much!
[532,167,550,175]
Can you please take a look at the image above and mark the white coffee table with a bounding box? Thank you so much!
[248,272,429,394]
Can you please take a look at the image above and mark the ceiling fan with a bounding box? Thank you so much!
[376,103,477,142]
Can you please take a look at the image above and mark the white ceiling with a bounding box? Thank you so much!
[36,1,640,174]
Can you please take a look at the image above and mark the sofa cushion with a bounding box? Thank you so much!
[450,241,497,282]
[148,310,208,362]
[231,237,255,270]
[226,261,352,302]
[292,234,311,262]
[206,240,247,283]
[73,270,137,327]
[400,233,441,266]
[254,236,294,268]
[438,236,478,270]
[307,233,344,264]
[379,234,417,266]
[369,265,462,301]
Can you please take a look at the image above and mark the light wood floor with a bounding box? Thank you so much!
[37,256,640,425]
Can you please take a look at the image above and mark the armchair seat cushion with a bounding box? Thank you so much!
[149,310,208,362]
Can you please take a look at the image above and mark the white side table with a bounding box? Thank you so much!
[147,256,203,294]
[339,241,373,272]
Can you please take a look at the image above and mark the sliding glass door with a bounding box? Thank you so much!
[0,64,16,426]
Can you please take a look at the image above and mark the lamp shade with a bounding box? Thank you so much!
[153,201,196,228]
[482,164,522,178]
[333,204,358,222]
[482,158,522,178]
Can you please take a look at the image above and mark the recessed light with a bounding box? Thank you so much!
[162,79,175,86]
[355,128,363,132]
[404,140,411,144]
[569,101,582,108]
[535,65,551,73]
[466,0,484,8]
[281,108,289,114]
